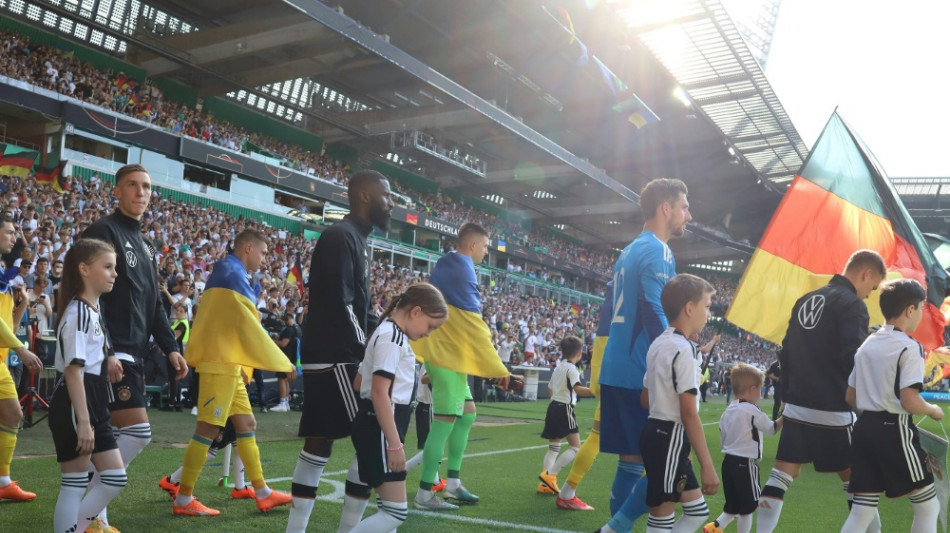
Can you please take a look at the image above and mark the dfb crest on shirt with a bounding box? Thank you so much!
[797,294,825,330]
[143,240,156,261]
[94,320,102,337]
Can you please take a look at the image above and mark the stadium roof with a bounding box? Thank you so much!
[108,0,806,261]
[891,177,950,236]
[616,0,808,191]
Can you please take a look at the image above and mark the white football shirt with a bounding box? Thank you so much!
[644,328,701,425]
[549,360,582,405]
[849,325,925,415]
[55,298,109,376]
[358,319,416,405]
[719,400,778,460]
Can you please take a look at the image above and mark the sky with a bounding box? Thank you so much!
[765,0,950,178]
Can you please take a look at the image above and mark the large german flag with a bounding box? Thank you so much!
[727,112,948,359]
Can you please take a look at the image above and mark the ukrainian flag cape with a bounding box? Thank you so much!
[185,255,295,374]
[411,252,508,378]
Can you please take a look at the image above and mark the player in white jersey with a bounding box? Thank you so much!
[47,239,127,533]
[704,363,782,533]
[538,336,593,495]
[348,283,447,533]
[841,279,944,533]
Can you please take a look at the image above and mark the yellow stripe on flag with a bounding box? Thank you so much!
[924,349,950,388]
[411,304,509,378]
[726,249,900,345]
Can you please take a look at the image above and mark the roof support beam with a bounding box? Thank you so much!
[281,0,642,210]
[137,17,332,76]
[197,54,378,98]
[541,202,640,219]
[682,72,751,90]
[694,89,760,106]
[358,107,483,136]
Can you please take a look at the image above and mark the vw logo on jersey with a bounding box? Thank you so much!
[797,294,825,330]
[125,250,138,268]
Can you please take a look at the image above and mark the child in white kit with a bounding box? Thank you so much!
[704,363,782,533]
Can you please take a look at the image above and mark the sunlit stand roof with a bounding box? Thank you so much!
[614,0,807,191]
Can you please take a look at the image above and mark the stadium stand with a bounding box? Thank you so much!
[0,29,616,276]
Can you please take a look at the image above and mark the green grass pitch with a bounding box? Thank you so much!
[6,395,943,532]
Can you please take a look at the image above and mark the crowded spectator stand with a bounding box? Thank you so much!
[0,168,784,408]
[0,29,616,278]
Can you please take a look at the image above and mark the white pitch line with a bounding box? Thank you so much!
[268,431,725,484]
[410,509,579,533]
[262,433,719,531]
[264,445,579,533]
[266,444,551,484]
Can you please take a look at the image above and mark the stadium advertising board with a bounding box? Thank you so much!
[62,102,180,155]
[0,83,183,155]
[0,78,61,116]
[179,137,348,202]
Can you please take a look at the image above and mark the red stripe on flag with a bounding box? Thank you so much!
[916,302,946,353]
[758,176,898,274]
[1,155,36,169]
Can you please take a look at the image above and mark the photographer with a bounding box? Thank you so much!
[260,299,282,337]
[27,276,52,334]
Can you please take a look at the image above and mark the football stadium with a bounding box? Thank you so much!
[0,0,948,531]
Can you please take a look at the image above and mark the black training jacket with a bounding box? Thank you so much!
[300,214,376,366]
[83,210,178,358]
[779,274,869,413]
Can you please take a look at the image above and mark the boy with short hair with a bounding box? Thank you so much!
[640,273,720,532]
[841,279,944,533]
[538,335,593,495]
[703,363,782,533]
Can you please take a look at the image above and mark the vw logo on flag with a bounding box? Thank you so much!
[797,294,825,330]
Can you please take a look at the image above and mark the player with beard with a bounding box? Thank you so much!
[594,179,695,533]
[287,170,394,533]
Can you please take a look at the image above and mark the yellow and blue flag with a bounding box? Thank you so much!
[185,255,295,375]
[411,252,509,378]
